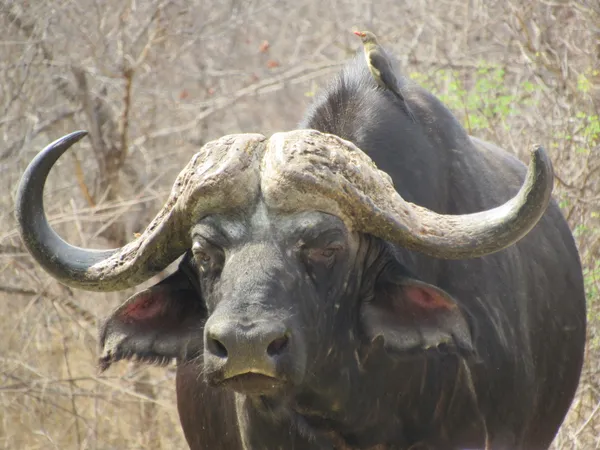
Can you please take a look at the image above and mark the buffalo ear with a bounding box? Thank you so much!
[99,261,206,371]
[360,277,474,356]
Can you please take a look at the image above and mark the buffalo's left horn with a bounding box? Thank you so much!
[16,131,265,291]
[262,130,553,260]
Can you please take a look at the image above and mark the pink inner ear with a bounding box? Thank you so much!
[403,285,455,311]
[120,290,167,323]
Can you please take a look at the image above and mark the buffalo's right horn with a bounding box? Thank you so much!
[15,131,265,291]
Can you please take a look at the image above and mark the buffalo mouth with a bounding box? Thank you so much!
[218,372,286,395]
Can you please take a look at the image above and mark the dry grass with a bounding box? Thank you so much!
[0,0,598,448]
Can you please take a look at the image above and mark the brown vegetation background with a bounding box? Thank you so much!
[1,1,598,448]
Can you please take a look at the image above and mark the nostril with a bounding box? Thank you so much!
[207,336,228,358]
[267,334,290,357]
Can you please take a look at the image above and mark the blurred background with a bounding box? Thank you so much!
[0,1,598,448]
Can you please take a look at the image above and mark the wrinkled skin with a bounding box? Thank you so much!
[104,210,477,449]
[99,53,586,449]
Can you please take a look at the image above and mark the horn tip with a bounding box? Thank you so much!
[65,130,89,144]
[530,143,544,155]
[44,130,89,155]
[528,144,552,173]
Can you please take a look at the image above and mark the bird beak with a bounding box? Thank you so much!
[353,31,365,38]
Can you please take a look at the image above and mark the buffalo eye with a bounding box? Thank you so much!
[306,245,341,267]
[196,252,211,263]
[192,241,219,271]
[321,248,335,258]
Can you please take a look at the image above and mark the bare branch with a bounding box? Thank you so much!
[0,108,79,161]
[0,285,38,296]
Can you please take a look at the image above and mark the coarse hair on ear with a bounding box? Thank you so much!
[360,262,474,357]
[99,254,206,371]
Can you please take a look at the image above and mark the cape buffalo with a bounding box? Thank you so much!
[15,51,586,449]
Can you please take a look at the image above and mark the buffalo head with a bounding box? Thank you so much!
[16,129,553,397]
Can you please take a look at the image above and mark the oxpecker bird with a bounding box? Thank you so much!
[354,30,416,122]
